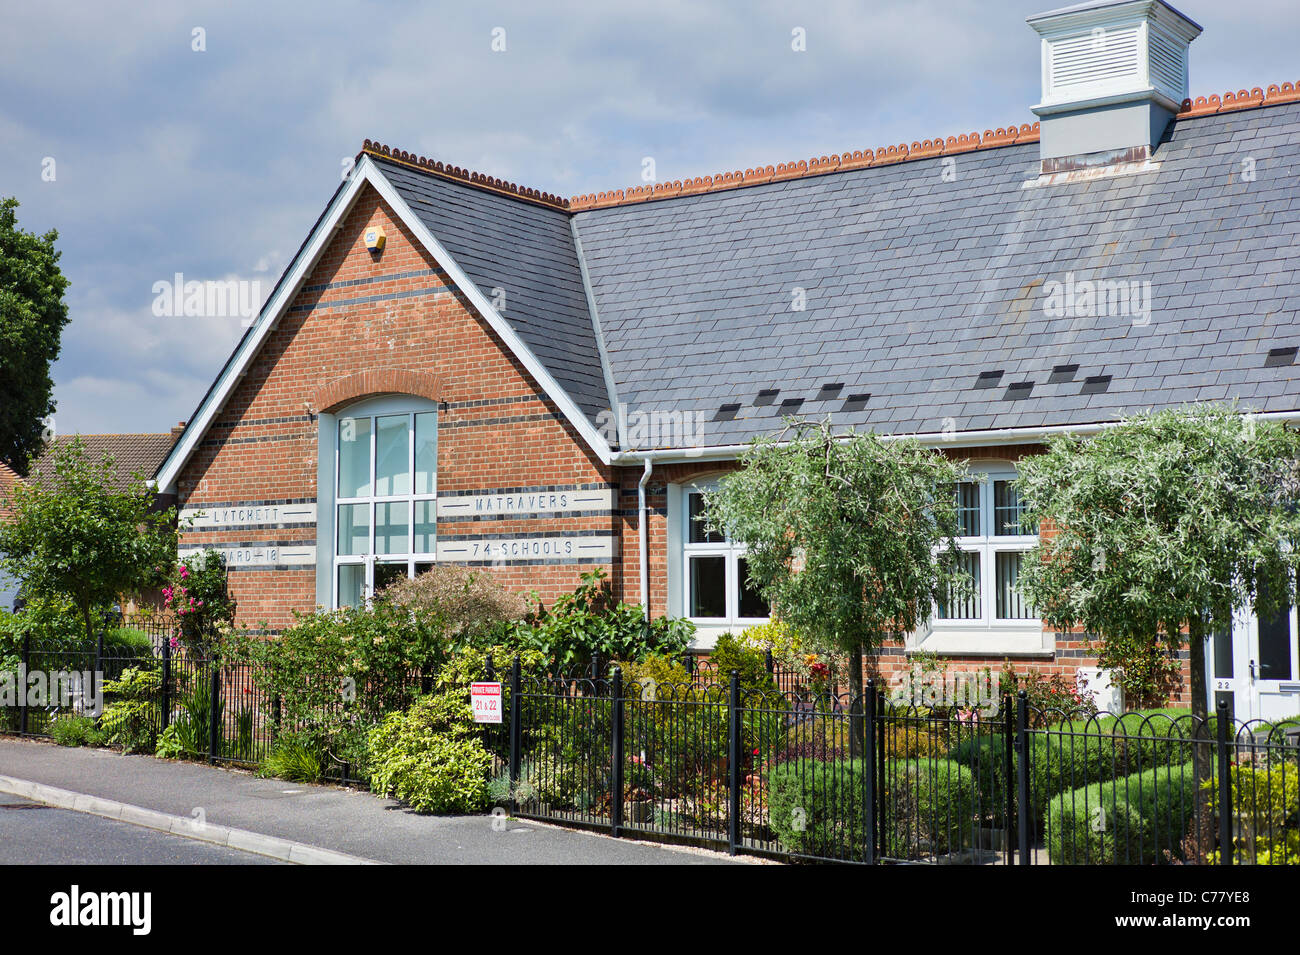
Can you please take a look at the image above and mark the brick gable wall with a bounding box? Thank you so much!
[176,185,617,631]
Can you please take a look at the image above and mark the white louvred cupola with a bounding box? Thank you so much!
[1027,0,1202,169]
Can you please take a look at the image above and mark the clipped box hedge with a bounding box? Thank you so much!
[947,709,1205,829]
[768,757,976,861]
[1046,761,1199,864]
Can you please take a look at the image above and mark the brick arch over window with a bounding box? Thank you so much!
[314,370,443,414]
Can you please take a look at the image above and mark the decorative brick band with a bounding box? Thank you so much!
[314,369,444,414]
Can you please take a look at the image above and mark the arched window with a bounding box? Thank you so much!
[318,395,438,608]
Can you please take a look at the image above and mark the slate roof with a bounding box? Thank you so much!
[377,157,612,427]
[571,100,1300,447]
[367,98,1300,453]
[30,434,178,492]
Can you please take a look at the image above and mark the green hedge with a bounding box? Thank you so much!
[1046,762,1199,864]
[768,758,976,861]
[948,710,1203,829]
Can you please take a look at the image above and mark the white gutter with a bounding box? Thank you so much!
[608,410,1300,465]
[638,458,653,621]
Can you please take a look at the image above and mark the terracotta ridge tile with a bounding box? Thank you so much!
[362,79,1300,214]
[567,123,1040,210]
[361,140,571,210]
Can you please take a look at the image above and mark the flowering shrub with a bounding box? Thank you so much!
[999,664,1097,724]
[163,549,235,649]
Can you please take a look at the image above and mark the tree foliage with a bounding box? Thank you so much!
[0,438,175,644]
[704,418,969,715]
[1015,405,1300,719]
[0,197,70,474]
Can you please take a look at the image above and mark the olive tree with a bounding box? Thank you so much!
[704,418,969,747]
[0,438,176,646]
[1015,405,1300,724]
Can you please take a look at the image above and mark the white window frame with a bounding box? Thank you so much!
[914,467,1045,655]
[330,405,437,608]
[678,481,770,630]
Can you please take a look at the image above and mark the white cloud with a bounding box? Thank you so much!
[2,0,1295,432]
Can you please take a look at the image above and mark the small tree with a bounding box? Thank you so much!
[1015,405,1300,725]
[705,419,968,747]
[0,438,176,647]
[0,197,71,474]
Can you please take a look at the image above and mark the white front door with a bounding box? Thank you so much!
[1209,604,1300,723]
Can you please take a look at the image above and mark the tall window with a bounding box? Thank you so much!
[935,472,1038,628]
[682,486,769,626]
[334,410,437,607]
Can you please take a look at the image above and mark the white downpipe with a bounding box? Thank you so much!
[638,458,653,621]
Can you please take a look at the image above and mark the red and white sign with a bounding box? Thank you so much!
[470,682,503,724]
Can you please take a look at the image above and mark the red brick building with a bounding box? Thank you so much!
[154,1,1300,720]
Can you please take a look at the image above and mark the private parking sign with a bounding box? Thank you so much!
[470,682,503,723]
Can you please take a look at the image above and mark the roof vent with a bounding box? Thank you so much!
[1027,1,1201,172]
[975,370,1005,389]
[714,402,741,422]
[779,397,805,412]
[1081,374,1113,395]
[841,393,871,413]
[815,383,845,400]
[1048,363,1080,383]
[1005,382,1035,400]
[754,388,780,407]
[1265,346,1297,368]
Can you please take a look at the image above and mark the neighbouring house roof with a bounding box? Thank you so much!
[31,433,178,493]
[155,80,1300,486]
[0,462,20,521]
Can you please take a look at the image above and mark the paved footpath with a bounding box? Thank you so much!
[0,738,745,865]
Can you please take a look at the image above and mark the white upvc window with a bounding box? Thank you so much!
[681,485,770,628]
[332,409,437,608]
[933,471,1039,630]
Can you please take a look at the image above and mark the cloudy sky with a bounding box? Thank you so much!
[1,0,1295,436]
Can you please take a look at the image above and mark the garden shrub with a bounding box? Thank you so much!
[229,601,448,767]
[102,626,153,660]
[948,711,1201,828]
[1203,763,1300,865]
[154,723,184,759]
[163,549,236,650]
[379,564,530,646]
[881,758,977,857]
[50,715,103,747]
[881,721,951,760]
[99,664,162,752]
[708,632,778,699]
[1046,762,1198,864]
[774,717,850,763]
[619,653,693,696]
[508,569,693,671]
[768,757,976,860]
[164,671,221,758]
[368,690,493,814]
[261,734,324,784]
[365,647,519,814]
